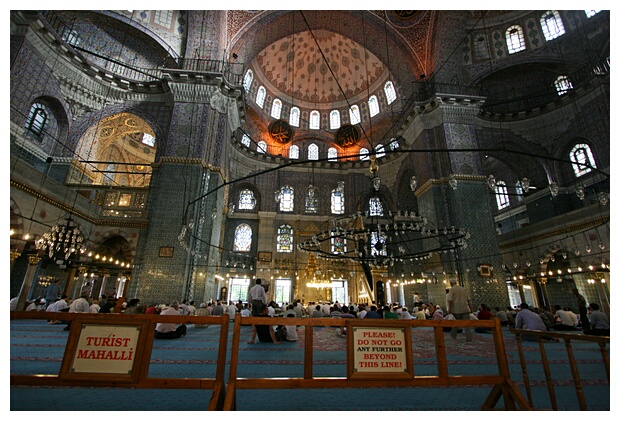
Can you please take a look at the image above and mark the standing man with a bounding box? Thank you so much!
[248,278,267,316]
[573,288,590,330]
[446,278,473,342]
[44,279,62,309]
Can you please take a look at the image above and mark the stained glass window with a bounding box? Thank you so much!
[328,147,338,162]
[305,186,319,213]
[279,186,294,212]
[349,105,361,125]
[384,81,397,105]
[308,143,319,160]
[515,181,524,203]
[289,107,300,127]
[277,224,294,253]
[256,86,266,108]
[388,139,399,150]
[238,189,256,210]
[243,69,253,93]
[271,98,283,119]
[289,144,299,159]
[570,144,597,177]
[233,223,252,252]
[369,197,384,216]
[330,110,341,129]
[495,181,510,210]
[331,236,346,254]
[309,110,320,129]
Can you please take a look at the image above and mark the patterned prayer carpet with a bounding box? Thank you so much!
[10,320,610,411]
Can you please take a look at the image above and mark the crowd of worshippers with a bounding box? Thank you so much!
[20,287,609,340]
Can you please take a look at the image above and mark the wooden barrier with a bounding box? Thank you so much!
[510,328,610,410]
[224,315,532,410]
[10,311,230,410]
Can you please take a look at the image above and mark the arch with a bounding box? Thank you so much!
[505,25,526,54]
[308,143,319,160]
[233,223,252,252]
[309,110,320,129]
[289,144,299,159]
[289,107,300,127]
[21,95,71,156]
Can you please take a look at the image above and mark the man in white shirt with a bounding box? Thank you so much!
[226,301,238,320]
[240,303,252,317]
[321,302,331,316]
[358,304,368,319]
[155,301,187,339]
[89,299,100,313]
[63,290,91,331]
[247,278,267,316]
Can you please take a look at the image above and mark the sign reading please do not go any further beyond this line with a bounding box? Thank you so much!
[347,322,414,380]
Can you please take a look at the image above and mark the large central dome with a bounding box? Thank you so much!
[254,29,388,106]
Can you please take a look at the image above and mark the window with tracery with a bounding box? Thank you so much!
[506,25,526,54]
[585,10,601,18]
[331,236,346,254]
[271,98,283,119]
[142,133,155,147]
[349,105,361,125]
[241,134,251,147]
[154,10,173,28]
[256,86,266,108]
[331,189,344,214]
[328,147,338,162]
[308,143,319,160]
[257,141,267,154]
[24,103,48,138]
[289,107,300,127]
[541,11,565,41]
[309,110,320,129]
[243,69,253,93]
[277,224,294,253]
[388,139,399,150]
[554,75,573,95]
[369,197,384,216]
[305,186,319,213]
[570,144,597,177]
[495,181,510,210]
[368,95,380,117]
[238,189,256,210]
[375,144,385,158]
[359,147,370,161]
[384,81,397,105]
[278,186,294,212]
[370,231,387,256]
[330,110,341,129]
[289,144,299,159]
[233,223,252,252]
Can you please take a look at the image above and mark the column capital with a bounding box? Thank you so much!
[27,254,42,266]
[10,249,22,263]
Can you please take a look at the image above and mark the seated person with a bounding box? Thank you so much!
[247,307,280,344]
[474,304,493,333]
[583,303,610,336]
[154,301,187,339]
[284,314,299,341]
[311,305,324,318]
[553,305,579,330]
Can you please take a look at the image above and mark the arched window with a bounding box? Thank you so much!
[305,185,319,213]
[359,147,370,161]
[289,144,299,159]
[370,231,387,256]
[309,110,320,129]
[554,75,573,95]
[238,189,256,210]
[515,181,524,203]
[271,98,283,119]
[328,147,338,162]
[384,81,397,105]
[233,223,252,252]
[308,143,319,160]
[243,69,253,93]
[369,197,384,216]
[473,33,490,60]
[495,181,510,210]
[289,107,300,127]
[331,236,346,254]
[375,144,385,159]
[241,134,251,147]
[368,95,380,117]
[277,224,294,253]
[585,10,601,18]
[330,110,341,129]
[570,143,597,177]
[256,86,266,108]
[331,188,344,214]
[541,11,565,41]
[349,105,361,125]
[506,25,526,54]
[24,103,48,137]
[257,141,267,154]
[278,186,294,212]
[388,138,399,150]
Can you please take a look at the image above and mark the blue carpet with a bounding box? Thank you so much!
[10,320,610,411]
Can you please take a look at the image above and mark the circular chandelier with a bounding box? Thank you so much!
[297,172,470,268]
[36,215,86,260]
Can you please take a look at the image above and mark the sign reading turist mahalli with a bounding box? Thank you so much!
[346,321,414,380]
[60,317,152,383]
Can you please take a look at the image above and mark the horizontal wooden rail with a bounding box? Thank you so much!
[510,328,610,410]
[224,315,531,410]
[10,311,231,410]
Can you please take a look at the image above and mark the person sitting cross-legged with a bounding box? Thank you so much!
[154,301,187,339]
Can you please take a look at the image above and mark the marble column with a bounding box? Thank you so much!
[16,254,41,311]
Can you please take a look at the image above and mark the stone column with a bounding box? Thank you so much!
[16,254,41,311]
[92,269,107,300]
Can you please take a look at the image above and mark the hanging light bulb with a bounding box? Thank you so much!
[410,175,418,192]
[549,182,559,197]
[372,176,381,191]
[486,174,496,190]
[576,185,585,200]
[598,192,609,206]
[448,175,457,190]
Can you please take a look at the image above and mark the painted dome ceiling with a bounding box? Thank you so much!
[253,29,390,107]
